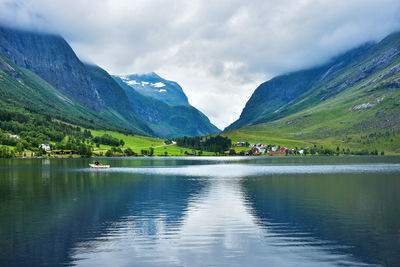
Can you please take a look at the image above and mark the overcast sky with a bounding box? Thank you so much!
[1,0,400,128]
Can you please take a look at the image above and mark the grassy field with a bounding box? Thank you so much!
[90,129,164,148]
[88,130,217,156]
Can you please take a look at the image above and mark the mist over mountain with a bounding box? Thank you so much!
[224,31,400,152]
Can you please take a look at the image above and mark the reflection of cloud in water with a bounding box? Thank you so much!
[70,177,372,266]
[42,158,51,180]
[86,163,400,178]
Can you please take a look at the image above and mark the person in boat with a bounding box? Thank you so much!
[95,160,100,165]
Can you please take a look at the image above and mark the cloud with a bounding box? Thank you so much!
[1,0,400,128]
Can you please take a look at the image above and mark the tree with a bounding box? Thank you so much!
[78,143,92,158]
[124,148,133,156]
[105,150,113,157]
[149,147,154,156]
[16,142,24,155]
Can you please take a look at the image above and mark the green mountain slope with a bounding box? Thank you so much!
[224,32,400,153]
[0,25,153,136]
[0,53,149,135]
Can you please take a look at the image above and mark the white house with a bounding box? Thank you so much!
[271,146,277,152]
[299,149,304,154]
[252,147,266,154]
[7,134,19,139]
[39,143,51,151]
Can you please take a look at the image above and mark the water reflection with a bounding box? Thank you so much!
[71,169,378,266]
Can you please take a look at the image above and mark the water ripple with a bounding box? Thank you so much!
[83,163,400,178]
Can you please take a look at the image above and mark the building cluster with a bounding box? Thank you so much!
[236,142,304,155]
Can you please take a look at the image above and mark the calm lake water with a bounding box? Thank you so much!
[0,156,399,266]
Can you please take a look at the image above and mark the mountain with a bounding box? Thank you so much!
[224,32,400,153]
[114,76,220,138]
[118,72,189,105]
[225,42,376,131]
[0,25,153,135]
[0,52,144,135]
[0,25,221,138]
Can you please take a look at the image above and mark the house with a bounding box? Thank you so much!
[39,143,51,151]
[299,149,304,154]
[271,146,277,152]
[236,142,246,147]
[252,147,266,154]
[256,143,263,147]
[8,134,19,139]
[280,147,286,152]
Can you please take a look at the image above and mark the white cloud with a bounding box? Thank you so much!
[1,0,400,128]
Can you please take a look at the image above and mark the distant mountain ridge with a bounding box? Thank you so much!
[118,72,189,105]
[0,25,219,138]
[113,76,219,138]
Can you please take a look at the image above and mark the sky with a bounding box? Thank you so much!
[1,0,400,129]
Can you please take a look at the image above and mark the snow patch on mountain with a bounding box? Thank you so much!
[127,80,139,85]
[152,82,165,88]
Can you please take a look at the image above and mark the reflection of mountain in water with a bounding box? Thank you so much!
[241,173,400,267]
[0,162,206,267]
[71,173,368,267]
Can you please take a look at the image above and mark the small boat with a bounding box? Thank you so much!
[89,164,110,169]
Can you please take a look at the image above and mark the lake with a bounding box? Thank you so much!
[0,156,399,266]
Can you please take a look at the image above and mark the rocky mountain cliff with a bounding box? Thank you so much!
[0,26,102,111]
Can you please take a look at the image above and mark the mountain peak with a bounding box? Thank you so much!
[116,72,189,105]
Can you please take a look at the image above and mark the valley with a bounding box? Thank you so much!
[0,26,400,157]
